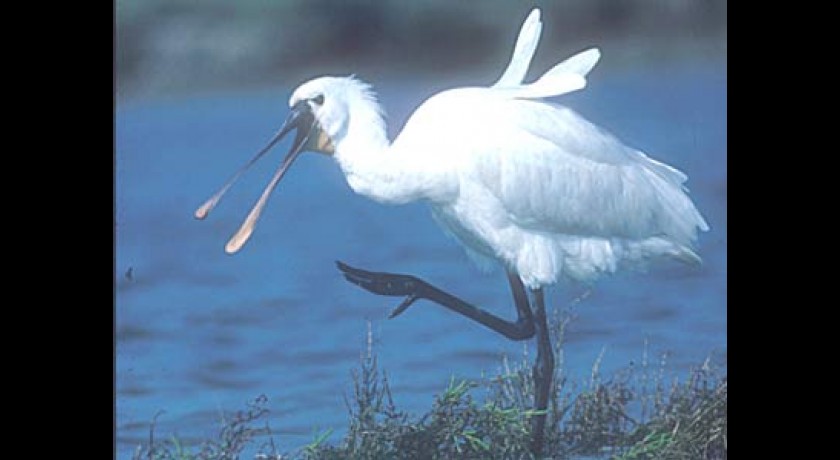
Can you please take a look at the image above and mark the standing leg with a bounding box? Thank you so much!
[337,261,552,452]
[531,287,554,456]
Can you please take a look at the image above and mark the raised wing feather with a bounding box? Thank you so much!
[493,48,602,99]
[493,9,542,88]
[492,8,601,100]
[541,48,601,80]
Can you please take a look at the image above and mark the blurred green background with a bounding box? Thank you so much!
[115,0,726,100]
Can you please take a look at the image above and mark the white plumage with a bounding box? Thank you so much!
[180,8,702,291]
[284,8,708,288]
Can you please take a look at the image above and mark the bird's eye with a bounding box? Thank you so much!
[311,94,325,105]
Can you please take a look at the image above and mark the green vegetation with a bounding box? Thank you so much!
[131,316,726,459]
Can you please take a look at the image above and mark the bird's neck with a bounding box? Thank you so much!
[333,123,411,204]
[333,113,391,167]
[332,97,457,205]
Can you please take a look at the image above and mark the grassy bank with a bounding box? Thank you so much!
[130,318,726,459]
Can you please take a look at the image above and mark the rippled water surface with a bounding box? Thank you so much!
[115,59,726,458]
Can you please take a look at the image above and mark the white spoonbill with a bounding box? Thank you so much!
[195,8,708,455]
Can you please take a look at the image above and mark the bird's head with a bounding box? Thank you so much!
[287,76,385,156]
[287,77,344,155]
[195,75,386,254]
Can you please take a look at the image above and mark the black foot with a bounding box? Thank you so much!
[337,261,426,318]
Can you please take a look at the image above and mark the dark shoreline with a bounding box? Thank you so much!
[116,0,726,102]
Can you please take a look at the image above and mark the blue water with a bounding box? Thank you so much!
[115,59,726,458]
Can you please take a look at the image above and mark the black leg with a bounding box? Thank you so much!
[530,287,554,456]
[337,261,535,341]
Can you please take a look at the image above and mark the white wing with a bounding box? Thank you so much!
[475,98,709,246]
[405,89,707,244]
[397,84,708,284]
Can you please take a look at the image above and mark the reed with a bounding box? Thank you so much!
[132,317,725,460]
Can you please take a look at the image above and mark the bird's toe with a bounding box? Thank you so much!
[335,260,422,296]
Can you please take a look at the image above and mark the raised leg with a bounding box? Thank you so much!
[530,287,555,456]
[337,261,535,341]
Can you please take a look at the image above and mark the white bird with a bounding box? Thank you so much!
[195,8,708,454]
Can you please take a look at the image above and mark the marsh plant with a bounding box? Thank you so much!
[131,316,726,460]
